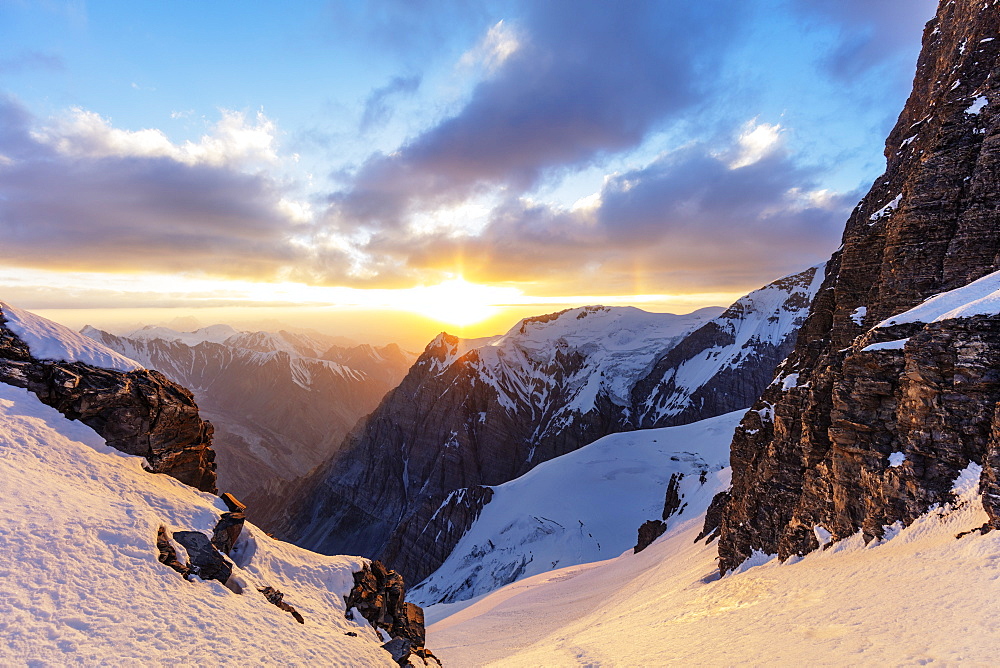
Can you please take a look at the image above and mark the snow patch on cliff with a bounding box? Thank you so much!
[879,268,1000,326]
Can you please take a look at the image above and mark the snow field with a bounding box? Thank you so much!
[428,460,1000,666]
[0,383,395,666]
[411,412,743,606]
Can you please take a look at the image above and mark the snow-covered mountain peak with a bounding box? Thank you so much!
[420,332,502,373]
[495,305,723,357]
[223,330,330,358]
[127,323,243,346]
[1,301,143,372]
[467,305,722,409]
[632,264,824,426]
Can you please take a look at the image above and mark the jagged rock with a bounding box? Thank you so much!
[716,0,1000,573]
[345,561,432,660]
[662,472,684,520]
[0,309,217,493]
[634,520,667,554]
[395,602,425,648]
[156,526,189,577]
[173,531,232,584]
[220,492,246,513]
[258,586,305,624]
[696,490,729,544]
[212,511,245,555]
[381,637,412,665]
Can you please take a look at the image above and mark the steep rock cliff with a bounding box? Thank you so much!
[717,0,1000,572]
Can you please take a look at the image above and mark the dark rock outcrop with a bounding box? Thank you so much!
[662,472,685,520]
[696,490,730,543]
[156,525,189,577]
[173,531,233,584]
[212,511,246,555]
[258,586,305,624]
[0,308,217,493]
[633,520,667,554]
[345,560,438,666]
[716,0,1000,573]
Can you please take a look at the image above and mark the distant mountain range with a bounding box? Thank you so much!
[83,324,415,529]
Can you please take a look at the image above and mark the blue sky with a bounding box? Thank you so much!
[0,0,936,333]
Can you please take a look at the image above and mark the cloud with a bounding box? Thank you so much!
[329,1,749,230]
[359,74,422,132]
[32,107,280,167]
[458,20,520,74]
[791,0,937,80]
[361,126,853,294]
[0,96,346,280]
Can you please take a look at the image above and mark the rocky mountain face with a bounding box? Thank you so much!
[631,264,823,427]
[281,306,720,583]
[0,303,217,492]
[281,282,817,586]
[84,325,414,529]
[715,0,1000,573]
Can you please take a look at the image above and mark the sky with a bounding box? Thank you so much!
[0,0,937,347]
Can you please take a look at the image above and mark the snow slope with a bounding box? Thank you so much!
[410,412,743,606]
[0,382,395,666]
[2,301,142,372]
[462,305,723,417]
[429,462,1000,666]
[635,264,824,426]
[879,267,1000,326]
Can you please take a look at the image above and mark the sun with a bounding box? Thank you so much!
[400,278,521,327]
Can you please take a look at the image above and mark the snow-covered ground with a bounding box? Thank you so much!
[429,461,1000,666]
[0,382,395,666]
[411,412,742,606]
[2,301,142,372]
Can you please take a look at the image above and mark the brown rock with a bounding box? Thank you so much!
[258,586,305,624]
[155,526,189,578]
[172,530,232,584]
[633,520,667,554]
[715,0,1000,573]
[211,511,246,555]
[0,309,217,493]
[344,560,433,660]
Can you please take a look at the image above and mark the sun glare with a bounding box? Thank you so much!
[400,278,521,327]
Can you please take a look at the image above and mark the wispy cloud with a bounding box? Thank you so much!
[359,74,422,132]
